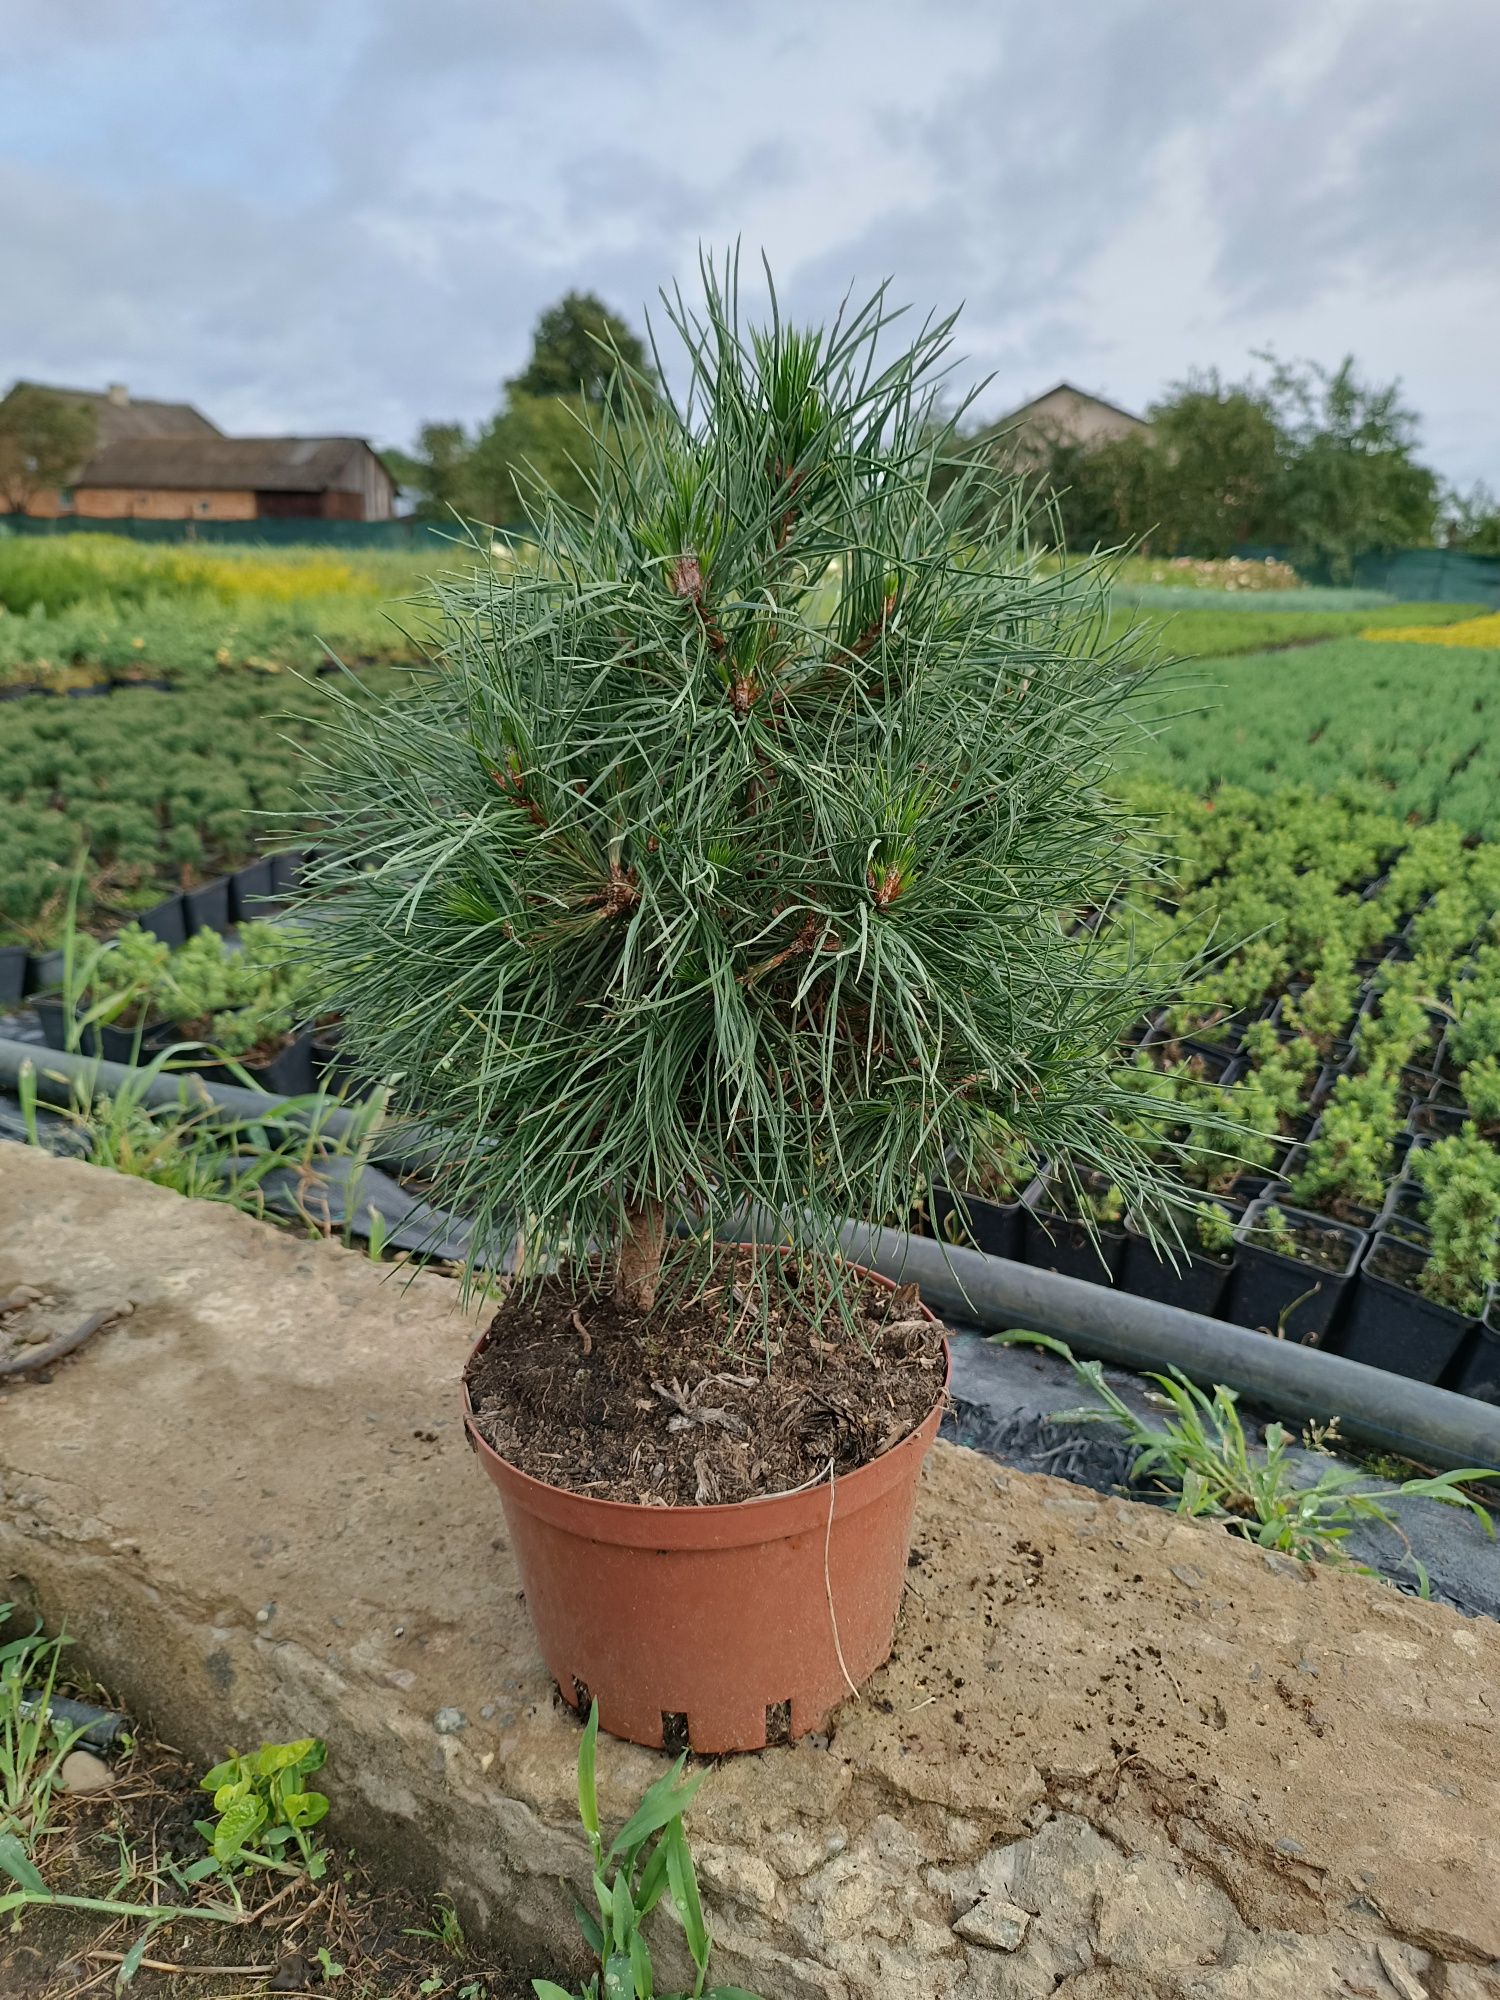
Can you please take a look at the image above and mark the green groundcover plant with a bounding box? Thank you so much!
[56,919,313,1055]
[537,1702,759,2000]
[296,259,1186,1315]
[1125,634,1500,835]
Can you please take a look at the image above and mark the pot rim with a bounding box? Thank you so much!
[462,1260,949,1544]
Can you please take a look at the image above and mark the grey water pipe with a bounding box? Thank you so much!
[8,1031,1499,1475]
[0,1035,440,1175]
[834,1221,1500,1475]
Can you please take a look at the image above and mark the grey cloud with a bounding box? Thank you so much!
[1207,1,1500,311]
[0,0,1494,482]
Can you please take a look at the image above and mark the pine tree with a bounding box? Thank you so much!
[300,257,1180,1313]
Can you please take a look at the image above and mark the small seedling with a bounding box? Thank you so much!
[404,1893,467,1958]
[315,1944,346,1982]
[533,1701,762,2000]
[1191,1202,1235,1259]
[195,1736,330,1879]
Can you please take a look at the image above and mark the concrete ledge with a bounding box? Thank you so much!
[2,1146,1499,2000]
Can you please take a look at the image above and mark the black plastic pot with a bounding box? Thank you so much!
[1450,1298,1500,1404]
[929,1182,1029,1263]
[1020,1170,1125,1286]
[0,946,26,1012]
[1377,1156,1430,1247]
[1408,1098,1468,1142]
[311,1032,375,1102]
[138,895,188,949]
[1225,1195,1365,1346]
[24,948,65,997]
[270,848,307,894]
[177,1032,316,1096]
[33,1000,165,1065]
[1119,1199,1243,1319]
[183,877,232,937]
[1340,1233,1476,1385]
[230,858,276,922]
[1178,1044,1245,1085]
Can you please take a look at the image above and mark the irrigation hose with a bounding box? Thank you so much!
[833,1221,1500,1476]
[0,1035,439,1174]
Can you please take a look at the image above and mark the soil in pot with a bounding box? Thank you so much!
[464,1249,947,1754]
[1225,1197,1364,1346]
[466,1254,945,1506]
[1340,1232,1477,1384]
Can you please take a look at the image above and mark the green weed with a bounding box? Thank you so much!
[996,1333,1496,1592]
[535,1701,762,2000]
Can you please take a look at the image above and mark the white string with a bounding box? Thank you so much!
[823,1457,860,1703]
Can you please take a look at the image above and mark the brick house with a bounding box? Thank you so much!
[73,435,397,522]
[0,381,397,522]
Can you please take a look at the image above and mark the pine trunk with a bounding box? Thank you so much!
[614,1196,667,1313]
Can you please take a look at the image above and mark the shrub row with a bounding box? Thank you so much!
[0,677,404,950]
[0,591,433,692]
[1126,635,1500,835]
[936,784,1500,1399]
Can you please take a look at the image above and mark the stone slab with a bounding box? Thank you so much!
[2,1145,1499,1999]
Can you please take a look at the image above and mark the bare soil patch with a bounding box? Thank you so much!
[0,1740,534,2000]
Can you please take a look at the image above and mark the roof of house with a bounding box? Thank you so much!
[75,436,394,493]
[4,380,221,445]
[993,380,1150,432]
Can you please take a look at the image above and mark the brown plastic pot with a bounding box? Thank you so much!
[462,1270,947,1756]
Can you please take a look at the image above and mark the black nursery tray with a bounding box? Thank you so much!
[1340,1233,1477,1384]
[1227,1196,1365,1347]
[1020,1171,1126,1285]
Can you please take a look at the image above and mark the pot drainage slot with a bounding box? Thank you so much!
[764,1700,792,1747]
[661,1711,691,1754]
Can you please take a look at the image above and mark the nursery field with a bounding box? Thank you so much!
[1,537,1495,956]
[1113,594,1481,662]
[1128,631,1500,833]
[0,532,490,691]
[0,679,375,949]
[939,777,1500,1391]
[0,532,1480,691]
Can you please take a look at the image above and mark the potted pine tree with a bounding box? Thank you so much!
[296,265,1176,1753]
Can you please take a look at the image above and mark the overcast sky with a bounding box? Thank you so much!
[4,0,1497,488]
